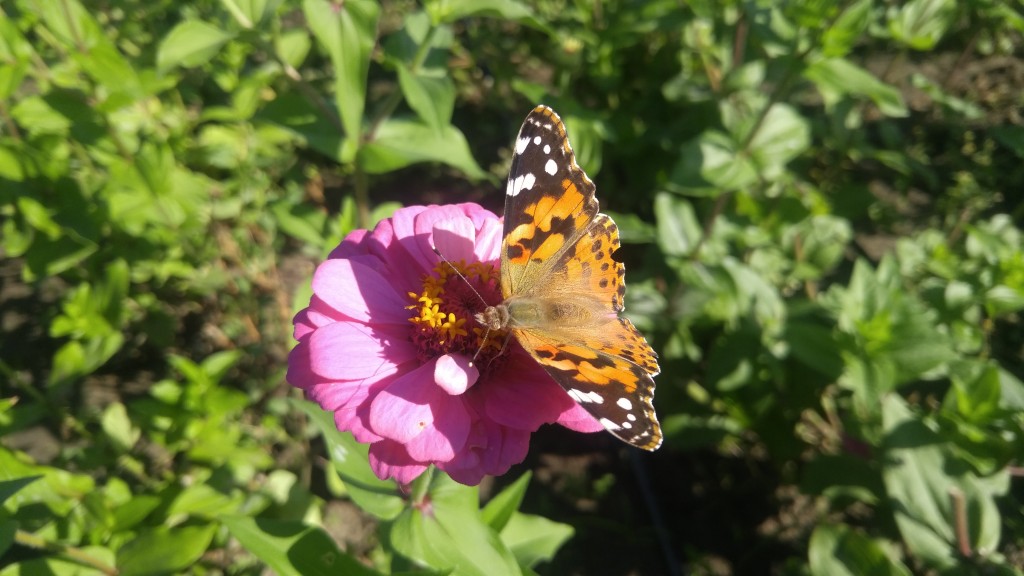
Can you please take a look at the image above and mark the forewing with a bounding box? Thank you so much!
[500,106,599,299]
[514,325,662,451]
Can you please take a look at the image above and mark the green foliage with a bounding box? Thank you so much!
[1,0,1023,574]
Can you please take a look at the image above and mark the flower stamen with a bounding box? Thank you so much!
[407,260,507,368]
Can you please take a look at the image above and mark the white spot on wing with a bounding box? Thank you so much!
[545,158,557,175]
[617,398,633,410]
[543,144,551,154]
[522,172,536,191]
[622,422,632,429]
[569,389,604,404]
[627,413,637,422]
[516,136,530,154]
[600,417,622,431]
[533,136,541,144]
[507,174,524,196]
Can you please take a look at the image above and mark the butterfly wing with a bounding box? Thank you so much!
[500,106,599,300]
[515,325,662,450]
[512,211,662,450]
[498,108,662,450]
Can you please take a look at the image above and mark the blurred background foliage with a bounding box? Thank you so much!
[1,0,1023,574]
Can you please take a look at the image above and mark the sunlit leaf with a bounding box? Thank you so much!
[157,20,235,73]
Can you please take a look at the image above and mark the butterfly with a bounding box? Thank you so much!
[476,105,662,450]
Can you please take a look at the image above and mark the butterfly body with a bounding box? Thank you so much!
[485,105,663,451]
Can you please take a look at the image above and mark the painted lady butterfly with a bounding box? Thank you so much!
[476,105,662,450]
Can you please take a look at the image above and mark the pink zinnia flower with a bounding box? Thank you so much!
[288,203,602,485]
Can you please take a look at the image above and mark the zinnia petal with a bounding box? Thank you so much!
[308,321,416,380]
[484,355,575,430]
[312,259,410,325]
[368,361,440,443]
[368,439,428,485]
[434,353,478,395]
[431,215,478,263]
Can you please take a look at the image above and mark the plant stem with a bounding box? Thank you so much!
[14,530,119,575]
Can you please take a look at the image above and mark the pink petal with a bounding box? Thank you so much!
[435,354,478,395]
[308,321,416,380]
[484,357,574,430]
[368,439,427,484]
[478,427,530,478]
[312,259,410,325]
[446,465,485,486]
[409,206,480,269]
[305,367,399,412]
[457,202,500,231]
[555,402,604,432]
[328,228,370,259]
[293,309,316,340]
[336,403,383,443]
[388,206,437,272]
[368,362,439,443]
[431,215,478,263]
[405,397,471,463]
[472,217,503,262]
[369,360,471,462]
[286,340,318,390]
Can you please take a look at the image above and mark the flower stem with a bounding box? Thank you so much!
[410,465,435,505]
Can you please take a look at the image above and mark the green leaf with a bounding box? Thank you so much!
[0,519,15,558]
[821,0,873,57]
[785,215,852,279]
[0,18,32,101]
[995,367,1024,411]
[881,396,1009,570]
[276,29,312,68]
[112,495,162,532]
[168,484,245,520]
[945,361,1002,424]
[157,20,236,73]
[804,58,908,117]
[396,66,455,131]
[482,472,531,532]
[744,104,811,179]
[427,0,546,29]
[887,0,955,51]
[101,402,140,452]
[669,131,757,195]
[0,475,42,506]
[809,524,911,576]
[273,201,328,246]
[499,512,574,569]
[221,0,275,28]
[294,399,404,520]
[200,350,243,383]
[360,118,486,178]
[604,210,656,244]
[117,524,217,576]
[390,474,520,576]
[303,0,380,163]
[801,455,884,505]
[654,193,701,258]
[222,515,381,576]
[784,316,843,380]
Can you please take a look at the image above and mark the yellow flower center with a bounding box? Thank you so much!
[406,260,506,366]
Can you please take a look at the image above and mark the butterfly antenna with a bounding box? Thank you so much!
[431,246,494,366]
[431,246,490,308]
